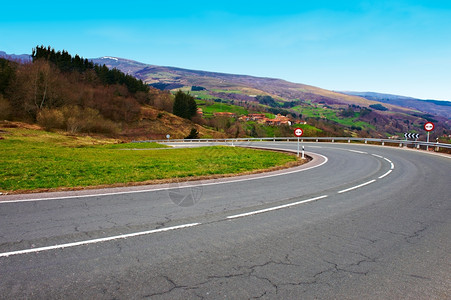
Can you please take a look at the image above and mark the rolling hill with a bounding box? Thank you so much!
[91,56,450,138]
[1,51,449,139]
[340,91,451,119]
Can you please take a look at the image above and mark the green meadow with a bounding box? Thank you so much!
[0,126,297,193]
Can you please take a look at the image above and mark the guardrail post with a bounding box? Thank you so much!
[382,141,385,146]
[365,139,367,144]
[332,139,334,143]
[348,139,351,143]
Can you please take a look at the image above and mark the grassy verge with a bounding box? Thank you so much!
[0,125,297,193]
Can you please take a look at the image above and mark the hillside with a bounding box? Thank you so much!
[1,50,450,139]
[91,57,451,138]
[341,91,451,120]
[0,48,224,140]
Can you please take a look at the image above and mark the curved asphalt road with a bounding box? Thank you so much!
[0,142,450,299]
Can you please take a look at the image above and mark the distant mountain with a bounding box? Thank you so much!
[90,56,450,137]
[341,91,451,119]
[91,56,150,75]
[2,51,450,137]
[0,51,31,63]
[92,57,390,107]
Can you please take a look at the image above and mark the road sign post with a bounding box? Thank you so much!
[294,128,304,157]
[424,122,435,151]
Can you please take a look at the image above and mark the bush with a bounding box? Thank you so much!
[185,128,199,139]
[37,108,65,130]
[62,106,119,134]
[0,95,12,120]
[37,105,119,134]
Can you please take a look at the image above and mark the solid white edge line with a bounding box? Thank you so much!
[338,180,377,194]
[0,223,200,258]
[390,162,395,170]
[227,195,328,219]
[0,153,329,205]
[378,170,393,179]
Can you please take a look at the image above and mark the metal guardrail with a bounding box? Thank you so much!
[134,137,451,150]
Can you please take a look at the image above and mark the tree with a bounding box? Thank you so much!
[369,104,388,111]
[0,58,15,95]
[173,90,197,119]
[185,128,199,139]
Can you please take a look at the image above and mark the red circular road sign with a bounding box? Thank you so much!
[294,128,304,137]
[424,122,435,132]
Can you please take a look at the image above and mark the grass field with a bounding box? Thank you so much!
[293,105,375,131]
[0,125,297,193]
[197,100,249,116]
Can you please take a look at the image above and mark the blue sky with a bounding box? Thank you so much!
[2,0,451,101]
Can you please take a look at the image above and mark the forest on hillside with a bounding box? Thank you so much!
[0,46,175,134]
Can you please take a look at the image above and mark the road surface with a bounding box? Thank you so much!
[0,142,450,299]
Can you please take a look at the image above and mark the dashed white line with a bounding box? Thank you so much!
[227,195,328,219]
[0,223,201,258]
[383,157,395,170]
[0,153,329,205]
[348,149,368,154]
[379,170,393,179]
[0,149,400,258]
[338,180,377,194]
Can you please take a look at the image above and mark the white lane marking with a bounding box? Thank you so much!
[0,153,329,205]
[338,180,377,194]
[372,154,395,171]
[227,195,328,219]
[378,170,393,179]
[348,149,367,154]
[0,223,201,258]
[382,157,395,170]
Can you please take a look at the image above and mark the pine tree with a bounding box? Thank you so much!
[173,90,197,119]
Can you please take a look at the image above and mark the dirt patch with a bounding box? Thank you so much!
[0,121,43,130]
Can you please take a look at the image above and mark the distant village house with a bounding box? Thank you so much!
[213,112,236,117]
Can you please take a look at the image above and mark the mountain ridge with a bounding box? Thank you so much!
[341,91,451,119]
[1,51,450,138]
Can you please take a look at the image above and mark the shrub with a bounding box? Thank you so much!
[185,128,200,139]
[61,105,119,134]
[0,95,12,120]
[37,108,65,130]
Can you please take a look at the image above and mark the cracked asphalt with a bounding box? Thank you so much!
[0,142,450,299]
